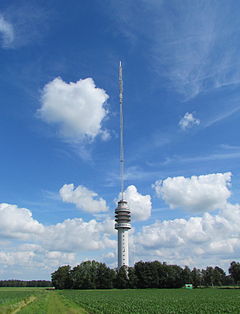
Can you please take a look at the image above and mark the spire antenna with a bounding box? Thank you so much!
[119,61,124,200]
[115,61,131,269]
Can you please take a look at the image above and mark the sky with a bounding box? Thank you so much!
[1,0,240,280]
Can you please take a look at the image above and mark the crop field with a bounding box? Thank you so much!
[60,288,240,314]
[0,287,240,313]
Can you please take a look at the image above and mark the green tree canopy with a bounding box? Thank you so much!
[229,261,240,284]
[51,265,72,289]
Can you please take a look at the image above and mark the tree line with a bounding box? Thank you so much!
[51,260,240,289]
[0,280,52,287]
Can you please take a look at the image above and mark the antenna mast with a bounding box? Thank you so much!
[115,61,131,269]
[119,61,124,200]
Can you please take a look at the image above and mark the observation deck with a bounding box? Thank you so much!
[115,200,131,230]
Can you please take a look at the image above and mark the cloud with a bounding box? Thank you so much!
[0,202,114,253]
[134,202,240,269]
[1,2,51,49]
[0,247,76,279]
[103,252,115,259]
[59,184,108,213]
[161,151,240,166]
[119,185,152,221]
[204,105,240,128]
[43,218,116,252]
[0,15,14,47]
[179,112,200,130]
[0,203,44,239]
[1,195,240,275]
[153,172,231,213]
[107,1,240,99]
[150,2,240,99]
[38,77,109,142]
[0,201,116,278]
[0,251,35,266]
[5,193,232,271]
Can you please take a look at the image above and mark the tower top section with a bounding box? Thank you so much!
[115,199,131,230]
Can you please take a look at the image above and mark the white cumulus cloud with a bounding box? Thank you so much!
[59,184,108,213]
[0,201,116,278]
[0,202,114,253]
[153,172,231,213]
[0,197,117,279]
[0,247,77,279]
[0,251,35,266]
[134,202,240,269]
[0,15,14,48]
[43,218,116,252]
[38,77,109,142]
[1,195,240,274]
[0,203,44,239]
[179,112,200,130]
[120,185,152,221]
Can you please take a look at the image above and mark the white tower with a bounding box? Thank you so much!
[115,61,131,268]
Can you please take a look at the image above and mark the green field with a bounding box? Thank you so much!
[0,287,240,313]
[60,288,240,314]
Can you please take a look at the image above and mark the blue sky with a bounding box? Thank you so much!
[1,0,240,279]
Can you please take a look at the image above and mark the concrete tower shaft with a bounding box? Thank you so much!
[115,200,131,268]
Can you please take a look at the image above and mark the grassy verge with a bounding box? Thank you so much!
[0,289,38,313]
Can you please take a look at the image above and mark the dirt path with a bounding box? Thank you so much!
[12,296,37,313]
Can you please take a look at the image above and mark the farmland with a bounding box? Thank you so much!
[0,287,240,313]
[60,288,240,314]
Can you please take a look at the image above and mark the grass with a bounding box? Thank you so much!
[17,290,48,314]
[0,289,37,313]
[0,288,87,313]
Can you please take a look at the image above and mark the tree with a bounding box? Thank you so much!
[224,275,234,286]
[165,265,184,288]
[133,261,184,289]
[213,266,226,286]
[202,267,215,287]
[69,260,115,289]
[51,259,234,290]
[149,261,161,288]
[191,268,202,288]
[51,265,72,289]
[182,266,192,284]
[116,266,128,289]
[157,262,169,288]
[128,267,138,288]
[202,266,225,287]
[71,261,96,289]
[229,261,240,284]
[134,261,158,288]
[96,262,116,289]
